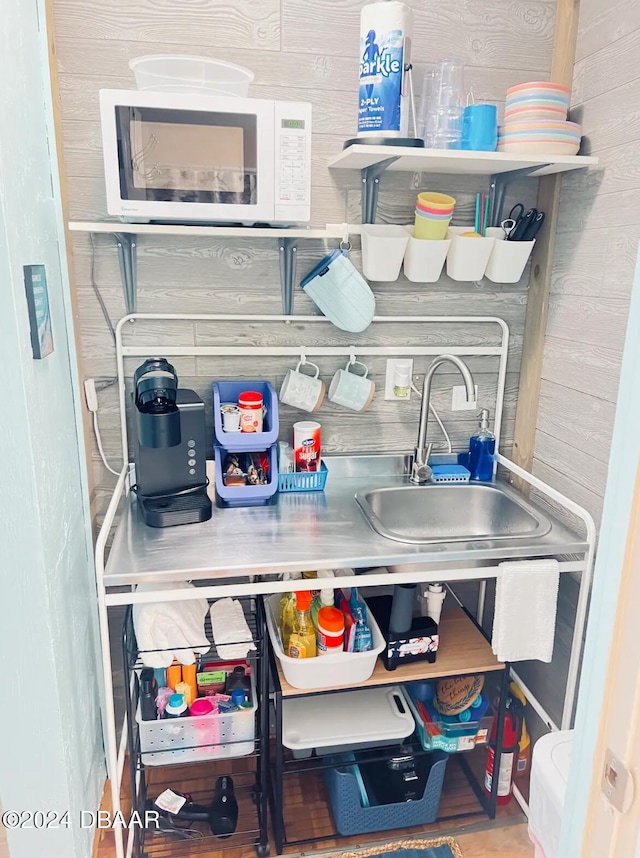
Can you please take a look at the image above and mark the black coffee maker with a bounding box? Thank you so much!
[132,358,212,528]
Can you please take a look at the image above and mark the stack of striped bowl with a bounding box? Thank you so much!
[498,81,582,155]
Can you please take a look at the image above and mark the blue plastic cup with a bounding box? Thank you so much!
[460,104,498,152]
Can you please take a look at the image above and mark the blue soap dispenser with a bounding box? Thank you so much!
[469,408,495,481]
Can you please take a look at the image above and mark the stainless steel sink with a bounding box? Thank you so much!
[355,481,552,545]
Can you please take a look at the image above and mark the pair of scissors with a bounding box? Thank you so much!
[501,204,546,241]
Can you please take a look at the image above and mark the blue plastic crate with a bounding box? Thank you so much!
[212,381,279,452]
[324,750,449,836]
[278,462,328,493]
[214,445,278,507]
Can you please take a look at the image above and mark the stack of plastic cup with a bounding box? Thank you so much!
[414,192,456,239]
[423,58,465,149]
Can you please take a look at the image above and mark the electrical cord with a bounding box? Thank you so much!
[92,411,121,476]
[411,382,452,453]
[130,479,210,501]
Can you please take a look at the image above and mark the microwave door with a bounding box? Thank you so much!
[111,102,275,222]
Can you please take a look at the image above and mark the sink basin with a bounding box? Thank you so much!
[355,482,552,545]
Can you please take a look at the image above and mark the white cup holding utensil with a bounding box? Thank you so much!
[328,359,375,412]
[279,360,326,413]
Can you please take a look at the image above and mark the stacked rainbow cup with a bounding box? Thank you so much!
[414,192,457,239]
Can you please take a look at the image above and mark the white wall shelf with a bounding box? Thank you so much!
[328,144,598,176]
[328,144,598,224]
[69,221,350,316]
[68,221,345,239]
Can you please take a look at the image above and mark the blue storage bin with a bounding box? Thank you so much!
[212,381,279,452]
[324,750,449,836]
[214,444,278,507]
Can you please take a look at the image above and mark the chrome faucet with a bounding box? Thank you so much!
[411,355,476,485]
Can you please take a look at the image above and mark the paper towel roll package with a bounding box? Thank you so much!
[358,0,412,137]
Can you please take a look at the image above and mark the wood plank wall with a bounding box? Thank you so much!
[49,0,556,520]
[532,0,640,527]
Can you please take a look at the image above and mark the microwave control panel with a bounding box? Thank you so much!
[274,102,312,223]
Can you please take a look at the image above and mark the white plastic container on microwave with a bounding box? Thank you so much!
[99,90,312,224]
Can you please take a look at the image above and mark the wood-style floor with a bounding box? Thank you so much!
[94,752,534,858]
[96,819,533,858]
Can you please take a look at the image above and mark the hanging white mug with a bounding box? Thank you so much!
[279,360,326,413]
[328,359,375,412]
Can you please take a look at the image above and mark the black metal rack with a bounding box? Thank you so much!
[122,596,270,858]
[266,599,511,855]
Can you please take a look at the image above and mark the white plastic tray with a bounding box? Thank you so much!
[266,594,385,690]
[282,686,415,751]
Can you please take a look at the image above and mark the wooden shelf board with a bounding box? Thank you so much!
[328,144,598,176]
[277,601,504,699]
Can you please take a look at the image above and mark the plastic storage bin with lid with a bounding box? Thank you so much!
[129,55,254,96]
[528,730,573,858]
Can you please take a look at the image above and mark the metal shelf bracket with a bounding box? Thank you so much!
[488,164,551,226]
[361,156,400,224]
[114,233,137,315]
[278,237,297,316]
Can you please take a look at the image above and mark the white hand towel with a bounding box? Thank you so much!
[133,582,210,668]
[210,598,256,659]
[492,559,560,663]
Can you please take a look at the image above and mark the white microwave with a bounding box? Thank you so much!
[99,90,312,224]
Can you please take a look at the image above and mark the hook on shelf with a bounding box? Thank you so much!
[340,222,351,253]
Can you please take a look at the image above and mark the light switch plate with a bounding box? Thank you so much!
[602,748,634,813]
[385,359,414,400]
[452,384,478,411]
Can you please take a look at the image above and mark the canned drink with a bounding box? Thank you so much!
[293,421,321,472]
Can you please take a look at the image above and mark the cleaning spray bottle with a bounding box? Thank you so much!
[468,408,496,481]
[311,588,334,629]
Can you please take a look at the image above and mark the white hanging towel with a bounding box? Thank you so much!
[133,582,210,668]
[210,598,257,659]
[492,559,560,663]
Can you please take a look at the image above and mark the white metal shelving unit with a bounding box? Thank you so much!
[95,312,596,858]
